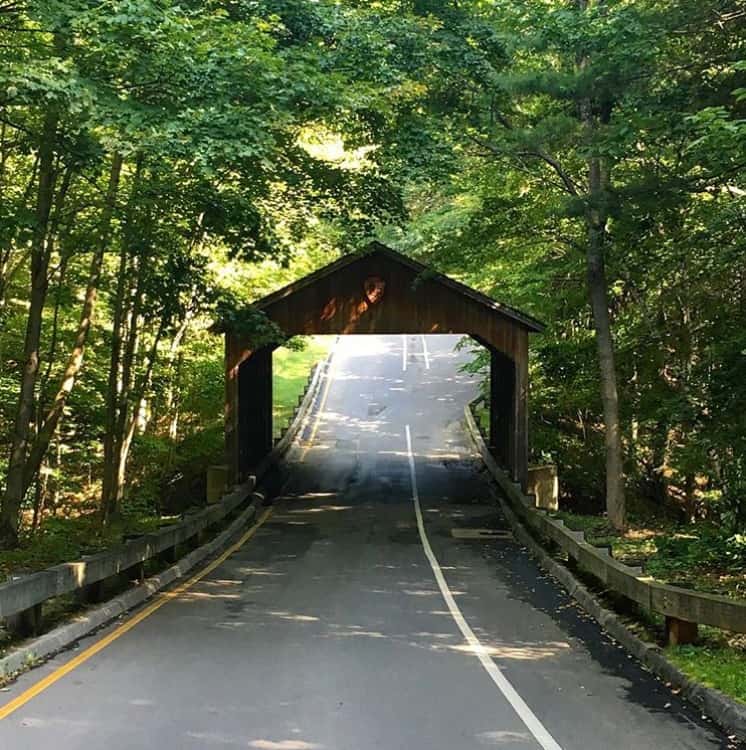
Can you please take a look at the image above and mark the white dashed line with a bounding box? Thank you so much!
[420,335,430,369]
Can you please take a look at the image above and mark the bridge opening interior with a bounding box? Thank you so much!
[224,243,543,490]
[265,333,501,469]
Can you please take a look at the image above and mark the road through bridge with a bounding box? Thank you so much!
[0,335,737,749]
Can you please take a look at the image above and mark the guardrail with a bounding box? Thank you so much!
[464,402,746,644]
[0,481,256,638]
[0,352,329,640]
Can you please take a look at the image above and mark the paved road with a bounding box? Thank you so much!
[0,334,741,749]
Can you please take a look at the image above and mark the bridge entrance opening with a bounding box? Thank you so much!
[221,243,543,490]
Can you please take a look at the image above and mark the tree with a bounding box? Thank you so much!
[0,0,404,543]
[371,0,745,529]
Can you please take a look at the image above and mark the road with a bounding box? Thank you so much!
[0,334,740,749]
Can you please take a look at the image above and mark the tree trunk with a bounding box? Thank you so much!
[0,109,59,547]
[101,156,142,521]
[23,153,123,493]
[578,0,625,530]
[585,191,627,530]
[103,316,164,523]
[101,245,131,521]
[164,292,197,445]
[101,282,140,522]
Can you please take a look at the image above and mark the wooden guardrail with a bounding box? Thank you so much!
[0,352,329,640]
[464,402,746,644]
[0,482,255,636]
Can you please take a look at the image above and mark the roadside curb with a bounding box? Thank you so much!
[0,349,330,685]
[463,406,746,743]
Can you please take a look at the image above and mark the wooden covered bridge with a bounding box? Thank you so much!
[222,242,543,488]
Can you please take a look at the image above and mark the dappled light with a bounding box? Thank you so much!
[445,641,571,662]
[266,611,320,623]
[285,506,354,514]
[475,730,532,745]
[249,741,323,750]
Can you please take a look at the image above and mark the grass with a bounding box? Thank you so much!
[667,639,746,704]
[273,335,334,438]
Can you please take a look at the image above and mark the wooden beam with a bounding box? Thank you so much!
[514,329,529,491]
[489,349,514,471]
[238,346,274,476]
[224,334,243,485]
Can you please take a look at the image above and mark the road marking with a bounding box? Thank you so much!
[402,334,407,372]
[0,507,274,722]
[300,349,337,462]
[404,425,563,750]
[420,335,430,369]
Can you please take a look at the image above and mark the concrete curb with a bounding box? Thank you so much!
[463,406,746,742]
[0,349,330,684]
[0,501,258,681]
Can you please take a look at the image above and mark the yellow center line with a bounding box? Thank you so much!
[300,353,336,463]
[0,507,274,722]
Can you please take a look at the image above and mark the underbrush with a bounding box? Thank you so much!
[554,510,746,599]
[1,338,331,579]
[0,512,172,579]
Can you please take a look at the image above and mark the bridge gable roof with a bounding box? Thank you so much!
[246,242,543,337]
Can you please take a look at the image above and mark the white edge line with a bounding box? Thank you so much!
[404,425,564,750]
[420,335,430,369]
[402,334,408,372]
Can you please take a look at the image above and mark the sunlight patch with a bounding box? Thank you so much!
[249,741,323,750]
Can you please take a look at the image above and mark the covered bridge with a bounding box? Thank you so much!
[222,242,543,489]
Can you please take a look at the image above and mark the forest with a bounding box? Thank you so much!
[0,0,744,670]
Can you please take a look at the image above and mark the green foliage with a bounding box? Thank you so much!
[273,336,334,437]
[216,300,288,349]
[0,0,405,544]
[650,533,746,585]
[0,0,743,577]
[374,0,746,528]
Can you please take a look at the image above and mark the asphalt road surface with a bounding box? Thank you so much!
[0,334,741,749]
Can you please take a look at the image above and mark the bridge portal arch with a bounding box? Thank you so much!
[221,242,543,490]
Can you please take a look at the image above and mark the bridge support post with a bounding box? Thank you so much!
[665,616,698,645]
[489,349,514,473]
[225,335,248,486]
[5,602,43,638]
[487,337,528,492]
[238,345,274,479]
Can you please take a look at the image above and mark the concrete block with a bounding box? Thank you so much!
[206,464,230,504]
[527,464,559,511]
